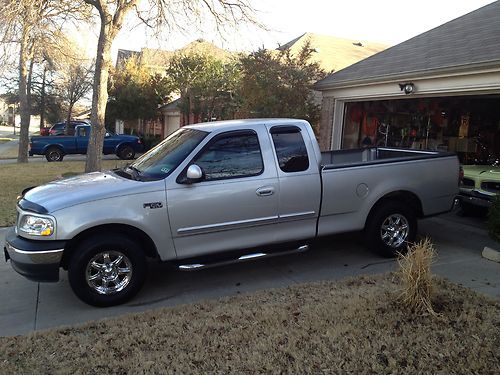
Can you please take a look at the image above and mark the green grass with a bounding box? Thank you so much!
[0,160,128,227]
[0,273,498,373]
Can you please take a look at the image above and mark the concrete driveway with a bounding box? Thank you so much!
[1,212,499,337]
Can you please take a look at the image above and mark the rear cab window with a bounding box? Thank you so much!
[270,126,309,173]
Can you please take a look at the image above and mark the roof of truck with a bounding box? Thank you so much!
[185,118,309,132]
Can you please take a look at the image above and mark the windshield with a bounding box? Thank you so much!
[129,128,208,180]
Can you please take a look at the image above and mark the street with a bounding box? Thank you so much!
[1,210,498,337]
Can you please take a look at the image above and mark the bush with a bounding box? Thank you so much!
[397,238,437,315]
[487,195,500,242]
[142,135,162,151]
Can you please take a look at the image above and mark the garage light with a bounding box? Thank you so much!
[399,83,415,95]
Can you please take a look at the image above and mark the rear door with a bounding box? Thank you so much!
[267,124,321,241]
[167,127,280,258]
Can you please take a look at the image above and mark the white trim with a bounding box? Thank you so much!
[331,100,345,150]
[177,215,278,234]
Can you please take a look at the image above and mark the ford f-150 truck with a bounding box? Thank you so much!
[4,119,459,306]
[29,124,144,161]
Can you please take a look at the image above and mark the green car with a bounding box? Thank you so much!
[459,165,500,213]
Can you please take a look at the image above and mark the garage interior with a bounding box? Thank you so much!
[341,94,500,164]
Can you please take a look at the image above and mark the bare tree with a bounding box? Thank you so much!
[83,0,261,172]
[0,0,89,163]
[58,60,94,129]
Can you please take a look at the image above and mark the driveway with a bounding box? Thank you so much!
[1,212,499,337]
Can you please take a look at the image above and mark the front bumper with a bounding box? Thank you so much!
[458,189,493,208]
[4,227,67,282]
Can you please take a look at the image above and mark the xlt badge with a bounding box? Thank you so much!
[143,202,163,209]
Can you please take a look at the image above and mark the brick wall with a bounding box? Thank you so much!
[318,97,335,151]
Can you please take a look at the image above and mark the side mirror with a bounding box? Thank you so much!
[186,164,203,182]
[105,132,110,137]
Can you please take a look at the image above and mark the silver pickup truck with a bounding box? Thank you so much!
[4,119,459,306]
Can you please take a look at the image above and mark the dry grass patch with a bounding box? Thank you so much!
[0,160,128,226]
[0,273,498,373]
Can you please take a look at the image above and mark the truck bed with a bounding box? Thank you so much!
[321,147,455,169]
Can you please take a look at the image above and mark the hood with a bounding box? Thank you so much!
[463,165,500,179]
[23,171,163,213]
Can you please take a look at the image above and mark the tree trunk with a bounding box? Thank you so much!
[85,21,112,173]
[39,66,46,129]
[66,103,74,135]
[17,30,31,163]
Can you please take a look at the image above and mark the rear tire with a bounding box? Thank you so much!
[364,201,417,257]
[68,234,147,307]
[117,145,135,160]
[45,147,64,162]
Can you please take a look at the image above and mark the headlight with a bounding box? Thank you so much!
[19,215,54,236]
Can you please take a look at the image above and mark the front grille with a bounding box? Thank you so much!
[481,181,500,194]
[461,178,475,188]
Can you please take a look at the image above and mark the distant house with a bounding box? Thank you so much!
[0,97,11,124]
[115,39,234,137]
[277,32,388,73]
[314,1,500,164]
[115,35,388,139]
[158,98,182,138]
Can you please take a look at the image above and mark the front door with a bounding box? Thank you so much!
[76,126,89,153]
[167,129,279,259]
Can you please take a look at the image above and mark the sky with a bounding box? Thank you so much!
[96,0,496,57]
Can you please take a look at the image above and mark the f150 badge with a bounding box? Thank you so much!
[143,202,163,209]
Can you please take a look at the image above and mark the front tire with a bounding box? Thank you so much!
[364,201,417,257]
[68,234,147,307]
[45,147,64,162]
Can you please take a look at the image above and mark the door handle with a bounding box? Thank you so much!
[256,186,275,196]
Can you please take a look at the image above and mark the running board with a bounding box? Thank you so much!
[178,245,309,271]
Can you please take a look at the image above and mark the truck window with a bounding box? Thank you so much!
[78,127,88,137]
[270,127,309,173]
[193,132,263,181]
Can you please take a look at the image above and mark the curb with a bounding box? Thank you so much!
[482,246,500,263]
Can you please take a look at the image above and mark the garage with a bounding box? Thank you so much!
[315,1,500,165]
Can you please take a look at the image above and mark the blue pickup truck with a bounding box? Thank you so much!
[29,124,144,162]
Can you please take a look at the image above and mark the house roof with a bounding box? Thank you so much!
[116,39,235,73]
[159,98,181,111]
[314,1,500,89]
[277,32,388,73]
[116,49,141,68]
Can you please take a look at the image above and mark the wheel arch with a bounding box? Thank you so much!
[61,223,159,270]
[42,144,65,155]
[114,142,133,154]
[364,190,423,229]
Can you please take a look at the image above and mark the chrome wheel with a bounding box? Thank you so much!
[380,214,409,248]
[85,251,133,295]
[47,149,62,161]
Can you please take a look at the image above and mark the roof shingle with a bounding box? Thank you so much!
[315,1,500,89]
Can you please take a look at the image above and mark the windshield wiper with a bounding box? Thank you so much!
[125,165,142,181]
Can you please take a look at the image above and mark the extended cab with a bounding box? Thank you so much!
[5,119,459,306]
[29,124,144,161]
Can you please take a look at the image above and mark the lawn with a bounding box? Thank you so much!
[0,273,498,373]
[0,160,128,227]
